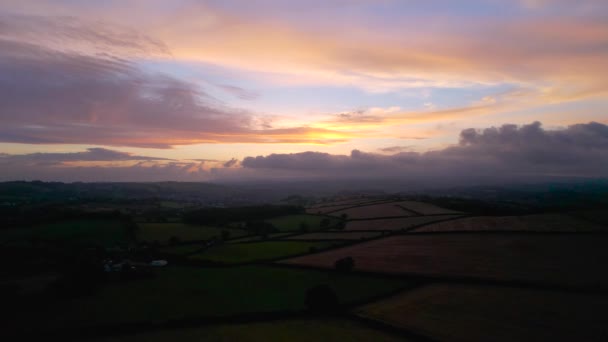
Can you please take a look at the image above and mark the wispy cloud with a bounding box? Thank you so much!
[0,15,349,148]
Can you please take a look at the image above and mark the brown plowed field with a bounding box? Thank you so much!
[281,234,608,288]
[345,215,462,231]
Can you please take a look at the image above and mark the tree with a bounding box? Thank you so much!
[334,256,355,272]
[221,230,231,241]
[335,221,346,230]
[123,218,140,242]
[320,218,330,228]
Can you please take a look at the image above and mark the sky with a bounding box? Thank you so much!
[0,0,607,184]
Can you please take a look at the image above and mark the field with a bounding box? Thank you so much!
[159,243,208,255]
[18,266,409,333]
[397,201,463,215]
[266,214,339,232]
[228,233,293,243]
[571,209,608,226]
[138,223,248,244]
[0,219,127,247]
[282,234,608,288]
[94,318,406,342]
[284,231,382,241]
[411,214,605,233]
[356,284,608,342]
[309,198,388,208]
[306,199,392,214]
[189,241,344,264]
[328,202,415,219]
[345,215,462,231]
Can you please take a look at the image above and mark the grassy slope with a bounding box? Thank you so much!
[28,266,408,330]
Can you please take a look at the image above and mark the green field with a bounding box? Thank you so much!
[190,241,343,264]
[23,266,408,332]
[229,232,295,243]
[266,214,339,232]
[138,223,248,244]
[0,219,127,247]
[95,318,406,342]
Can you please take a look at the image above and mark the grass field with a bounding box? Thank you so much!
[266,214,339,232]
[328,202,415,219]
[21,266,409,332]
[306,205,357,214]
[229,233,295,243]
[397,201,463,215]
[282,234,608,289]
[0,219,127,247]
[410,214,605,233]
[138,223,248,244]
[309,198,388,208]
[94,318,407,342]
[345,215,462,231]
[190,241,343,264]
[284,231,382,241]
[357,284,608,342]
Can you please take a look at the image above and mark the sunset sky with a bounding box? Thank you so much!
[1,0,607,183]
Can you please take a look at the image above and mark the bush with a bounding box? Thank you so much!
[334,256,355,272]
[335,221,346,230]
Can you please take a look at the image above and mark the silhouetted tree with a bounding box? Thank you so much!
[123,218,139,242]
[334,257,355,272]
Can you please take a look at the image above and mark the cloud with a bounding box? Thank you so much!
[133,1,608,100]
[240,122,608,185]
[379,146,413,154]
[223,158,239,168]
[0,14,349,148]
[0,14,169,57]
[2,121,607,185]
[0,147,224,181]
[0,148,171,165]
[218,84,260,101]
